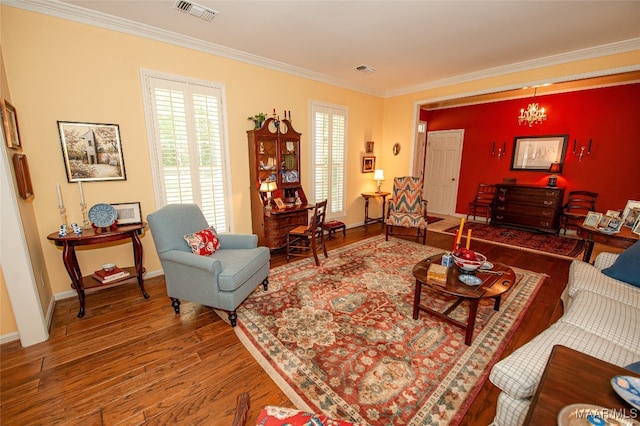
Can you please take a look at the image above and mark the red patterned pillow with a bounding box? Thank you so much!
[183,226,220,256]
[255,406,359,426]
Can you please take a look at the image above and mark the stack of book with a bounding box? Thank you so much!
[427,263,448,286]
[92,266,130,284]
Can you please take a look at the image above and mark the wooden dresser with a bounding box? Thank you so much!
[492,184,565,233]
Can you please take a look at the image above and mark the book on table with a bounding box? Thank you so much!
[92,267,130,283]
[427,263,448,286]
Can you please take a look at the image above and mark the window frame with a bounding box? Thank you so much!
[309,101,348,220]
[140,69,234,232]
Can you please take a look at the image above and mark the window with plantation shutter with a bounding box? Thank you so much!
[310,102,347,219]
[141,70,232,232]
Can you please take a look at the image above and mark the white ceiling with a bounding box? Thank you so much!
[11,0,640,97]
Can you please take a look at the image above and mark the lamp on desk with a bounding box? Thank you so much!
[373,169,385,193]
[547,162,562,187]
[259,180,277,211]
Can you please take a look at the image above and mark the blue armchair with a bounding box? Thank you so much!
[147,204,270,326]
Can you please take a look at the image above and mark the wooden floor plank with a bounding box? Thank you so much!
[1,224,572,425]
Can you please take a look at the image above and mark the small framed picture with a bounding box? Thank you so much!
[605,210,621,218]
[622,200,640,226]
[273,197,285,209]
[362,156,376,173]
[607,216,623,232]
[583,211,602,228]
[2,99,21,150]
[110,202,142,225]
[597,215,611,228]
[366,141,374,153]
[623,207,640,228]
[12,154,33,200]
[633,216,640,236]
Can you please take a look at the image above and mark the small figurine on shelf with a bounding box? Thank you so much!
[58,224,68,237]
[294,190,302,206]
[71,223,82,235]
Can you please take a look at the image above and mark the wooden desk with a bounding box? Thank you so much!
[264,204,313,249]
[576,223,639,262]
[361,192,390,229]
[47,223,149,318]
[524,345,638,424]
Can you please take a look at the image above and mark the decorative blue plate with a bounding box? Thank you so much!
[458,274,482,286]
[480,261,494,270]
[88,203,117,228]
[611,376,640,410]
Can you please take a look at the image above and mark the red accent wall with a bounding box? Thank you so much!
[421,83,640,215]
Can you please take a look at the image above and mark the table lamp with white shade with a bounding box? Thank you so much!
[259,180,277,211]
[373,169,385,193]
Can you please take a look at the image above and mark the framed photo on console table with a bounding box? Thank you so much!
[583,211,602,228]
[511,134,568,171]
[110,202,142,225]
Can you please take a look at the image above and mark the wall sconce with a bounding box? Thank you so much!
[259,180,277,211]
[492,141,507,159]
[547,162,562,187]
[572,139,592,162]
[373,169,385,193]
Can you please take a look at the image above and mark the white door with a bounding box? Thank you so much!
[423,130,464,215]
[412,121,427,178]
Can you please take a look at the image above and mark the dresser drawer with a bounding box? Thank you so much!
[492,213,556,230]
[264,211,308,230]
[493,203,557,218]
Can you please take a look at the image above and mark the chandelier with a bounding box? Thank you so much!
[518,88,547,126]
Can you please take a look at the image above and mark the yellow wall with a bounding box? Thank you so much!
[1,4,638,338]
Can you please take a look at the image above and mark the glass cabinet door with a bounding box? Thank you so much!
[280,138,299,185]
[256,138,278,184]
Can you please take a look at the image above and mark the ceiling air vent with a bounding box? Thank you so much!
[355,65,376,74]
[174,0,218,22]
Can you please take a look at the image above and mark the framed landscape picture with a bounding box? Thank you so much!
[58,121,126,182]
[510,134,568,171]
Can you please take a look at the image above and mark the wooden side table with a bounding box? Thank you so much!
[576,223,639,262]
[361,192,390,229]
[47,223,149,318]
[524,345,639,424]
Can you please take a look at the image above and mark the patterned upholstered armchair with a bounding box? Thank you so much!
[385,176,428,245]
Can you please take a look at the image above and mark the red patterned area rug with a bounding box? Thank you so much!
[235,235,546,425]
[441,222,584,259]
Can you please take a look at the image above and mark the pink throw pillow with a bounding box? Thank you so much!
[183,226,220,256]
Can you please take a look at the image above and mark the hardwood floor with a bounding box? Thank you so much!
[0,225,571,425]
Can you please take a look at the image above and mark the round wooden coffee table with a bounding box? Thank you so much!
[412,254,516,345]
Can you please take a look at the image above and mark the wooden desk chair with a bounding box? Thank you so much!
[560,190,598,235]
[466,183,496,223]
[286,200,328,266]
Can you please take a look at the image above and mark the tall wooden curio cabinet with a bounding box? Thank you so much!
[248,117,310,249]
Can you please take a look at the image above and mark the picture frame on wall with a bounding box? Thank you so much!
[362,156,376,173]
[12,154,34,200]
[110,202,142,225]
[510,134,568,171]
[2,99,22,150]
[57,121,127,182]
[366,141,374,153]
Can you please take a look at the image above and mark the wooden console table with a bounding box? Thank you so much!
[361,192,390,229]
[524,345,638,424]
[576,223,639,263]
[47,223,149,318]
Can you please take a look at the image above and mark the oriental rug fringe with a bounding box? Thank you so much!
[235,235,546,425]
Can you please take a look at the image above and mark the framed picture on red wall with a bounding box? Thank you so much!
[511,134,568,171]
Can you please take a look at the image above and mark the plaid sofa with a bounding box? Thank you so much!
[489,252,640,426]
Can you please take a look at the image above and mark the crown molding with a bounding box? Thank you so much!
[389,38,640,98]
[8,0,640,99]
